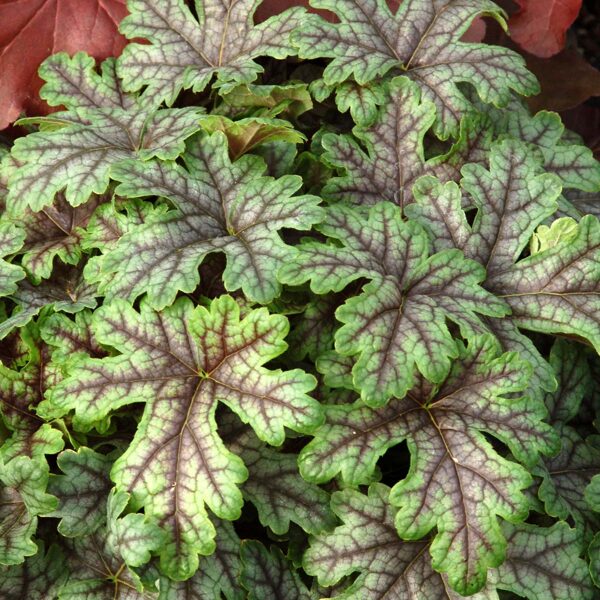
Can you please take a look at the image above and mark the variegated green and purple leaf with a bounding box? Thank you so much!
[6,52,202,214]
[99,131,323,308]
[305,484,594,599]
[295,0,538,136]
[280,201,507,405]
[117,0,309,105]
[42,295,321,579]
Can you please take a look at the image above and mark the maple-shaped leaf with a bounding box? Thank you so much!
[304,484,476,599]
[0,325,64,464]
[530,217,580,254]
[47,447,113,537]
[279,201,507,405]
[320,76,436,208]
[295,0,537,136]
[304,336,554,593]
[44,295,321,579]
[240,541,314,600]
[0,264,97,340]
[306,484,594,599]
[300,335,555,489]
[222,414,336,535]
[0,456,57,565]
[0,0,128,130]
[408,140,600,352]
[100,131,323,308]
[0,542,67,600]
[54,488,163,598]
[117,0,309,105]
[158,519,243,600]
[0,222,25,299]
[6,52,202,214]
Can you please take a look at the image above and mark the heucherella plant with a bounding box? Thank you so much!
[0,0,599,597]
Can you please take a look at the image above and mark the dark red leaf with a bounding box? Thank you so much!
[509,0,583,58]
[0,0,129,129]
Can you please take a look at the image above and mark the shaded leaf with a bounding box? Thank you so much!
[0,542,67,600]
[222,414,336,535]
[0,223,25,299]
[240,540,313,600]
[47,447,113,537]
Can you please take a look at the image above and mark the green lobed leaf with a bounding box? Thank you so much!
[0,222,25,299]
[0,542,67,600]
[280,201,508,405]
[222,413,336,535]
[6,52,202,214]
[240,540,314,600]
[117,0,309,105]
[306,484,593,599]
[47,447,114,537]
[99,131,323,308]
[294,0,538,136]
[157,519,243,600]
[0,324,64,463]
[42,295,321,579]
[305,336,555,593]
[0,456,57,565]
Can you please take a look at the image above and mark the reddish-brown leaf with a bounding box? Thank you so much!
[0,0,129,130]
[509,0,583,58]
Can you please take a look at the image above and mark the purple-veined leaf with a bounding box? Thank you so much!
[240,540,314,600]
[0,542,67,600]
[279,201,507,405]
[294,0,537,136]
[221,413,336,535]
[409,139,600,353]
[302,335,556,593]
[6,52,202,214]
[157,519,244,600]
[306,484,594,599]
[117,0,309,104]
[100,131,323,308]
[42,295,321,579]
[300,335,555,482]
[320,77,435,208]
[0,456,57,566]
